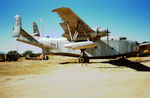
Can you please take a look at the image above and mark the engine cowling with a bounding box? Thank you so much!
[97,30,107,37]
[90,27,110,39]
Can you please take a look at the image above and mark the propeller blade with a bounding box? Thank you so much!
[106,29,110,43]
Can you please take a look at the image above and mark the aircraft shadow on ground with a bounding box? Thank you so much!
[140,59,150,63]
[60,62,77,64]
[101,59,150,71]
[59,58,150,71]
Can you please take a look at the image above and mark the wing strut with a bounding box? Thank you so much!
[83,31,89,41]
[66,24,73,42]
[73,30,79,41]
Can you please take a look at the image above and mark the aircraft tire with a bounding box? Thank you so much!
[79,57,85,63]
[79,57,89,63]
[45,56,49,60]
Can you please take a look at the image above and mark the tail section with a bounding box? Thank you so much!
[13,15,35,38]
[12,15,54,50]
[13,15,39,46]
[13,15,22,37]
[32,22,40,36]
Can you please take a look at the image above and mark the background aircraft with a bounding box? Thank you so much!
[139,42,150,56]
[13,7,148,63]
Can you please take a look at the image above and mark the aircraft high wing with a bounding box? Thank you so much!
[52,7,109,42]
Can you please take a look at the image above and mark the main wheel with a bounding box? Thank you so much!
[79,57,85,63]
[45,56,49,60]
[78,57,89,63]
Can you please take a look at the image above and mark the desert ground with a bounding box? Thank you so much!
[0,56,150,98]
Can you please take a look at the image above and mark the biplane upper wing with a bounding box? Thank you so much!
[52,7,95,41]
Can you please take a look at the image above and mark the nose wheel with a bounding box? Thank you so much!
[78,49,89,63]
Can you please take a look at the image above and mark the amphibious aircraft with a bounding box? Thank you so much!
[13,7,146,63]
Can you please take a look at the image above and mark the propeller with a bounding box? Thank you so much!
[96,27,101,33]
[106,29,110,43]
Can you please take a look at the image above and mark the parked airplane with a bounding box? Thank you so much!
[13,7,146,63]
[139,42,150,56]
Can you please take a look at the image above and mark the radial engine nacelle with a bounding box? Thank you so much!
[90,27,110,39]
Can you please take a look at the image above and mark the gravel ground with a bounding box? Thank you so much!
[0,56,150,98]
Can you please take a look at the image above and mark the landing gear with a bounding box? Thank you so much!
[44,56,49,60]
[78,57,89,63]
[78,49,89,63]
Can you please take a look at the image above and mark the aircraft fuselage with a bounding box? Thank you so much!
[16,36,139,58]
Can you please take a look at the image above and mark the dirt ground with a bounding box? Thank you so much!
[0,56,150,98]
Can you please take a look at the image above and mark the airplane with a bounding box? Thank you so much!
[13,7,147,63]
[139,42,150,56]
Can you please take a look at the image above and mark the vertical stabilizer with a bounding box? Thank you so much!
[13,15,22,37]
[33,22,40,36]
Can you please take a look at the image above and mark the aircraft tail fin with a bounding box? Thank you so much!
[13,15,36,40]
[13,15,22,37]
[32,22,40,36]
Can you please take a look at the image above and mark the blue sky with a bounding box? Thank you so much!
[0,0,150,53]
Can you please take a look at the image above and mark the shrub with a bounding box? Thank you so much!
[7,50,20,61]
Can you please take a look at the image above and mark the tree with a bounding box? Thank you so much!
[7,50,20,61]
[22,50,33,57]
